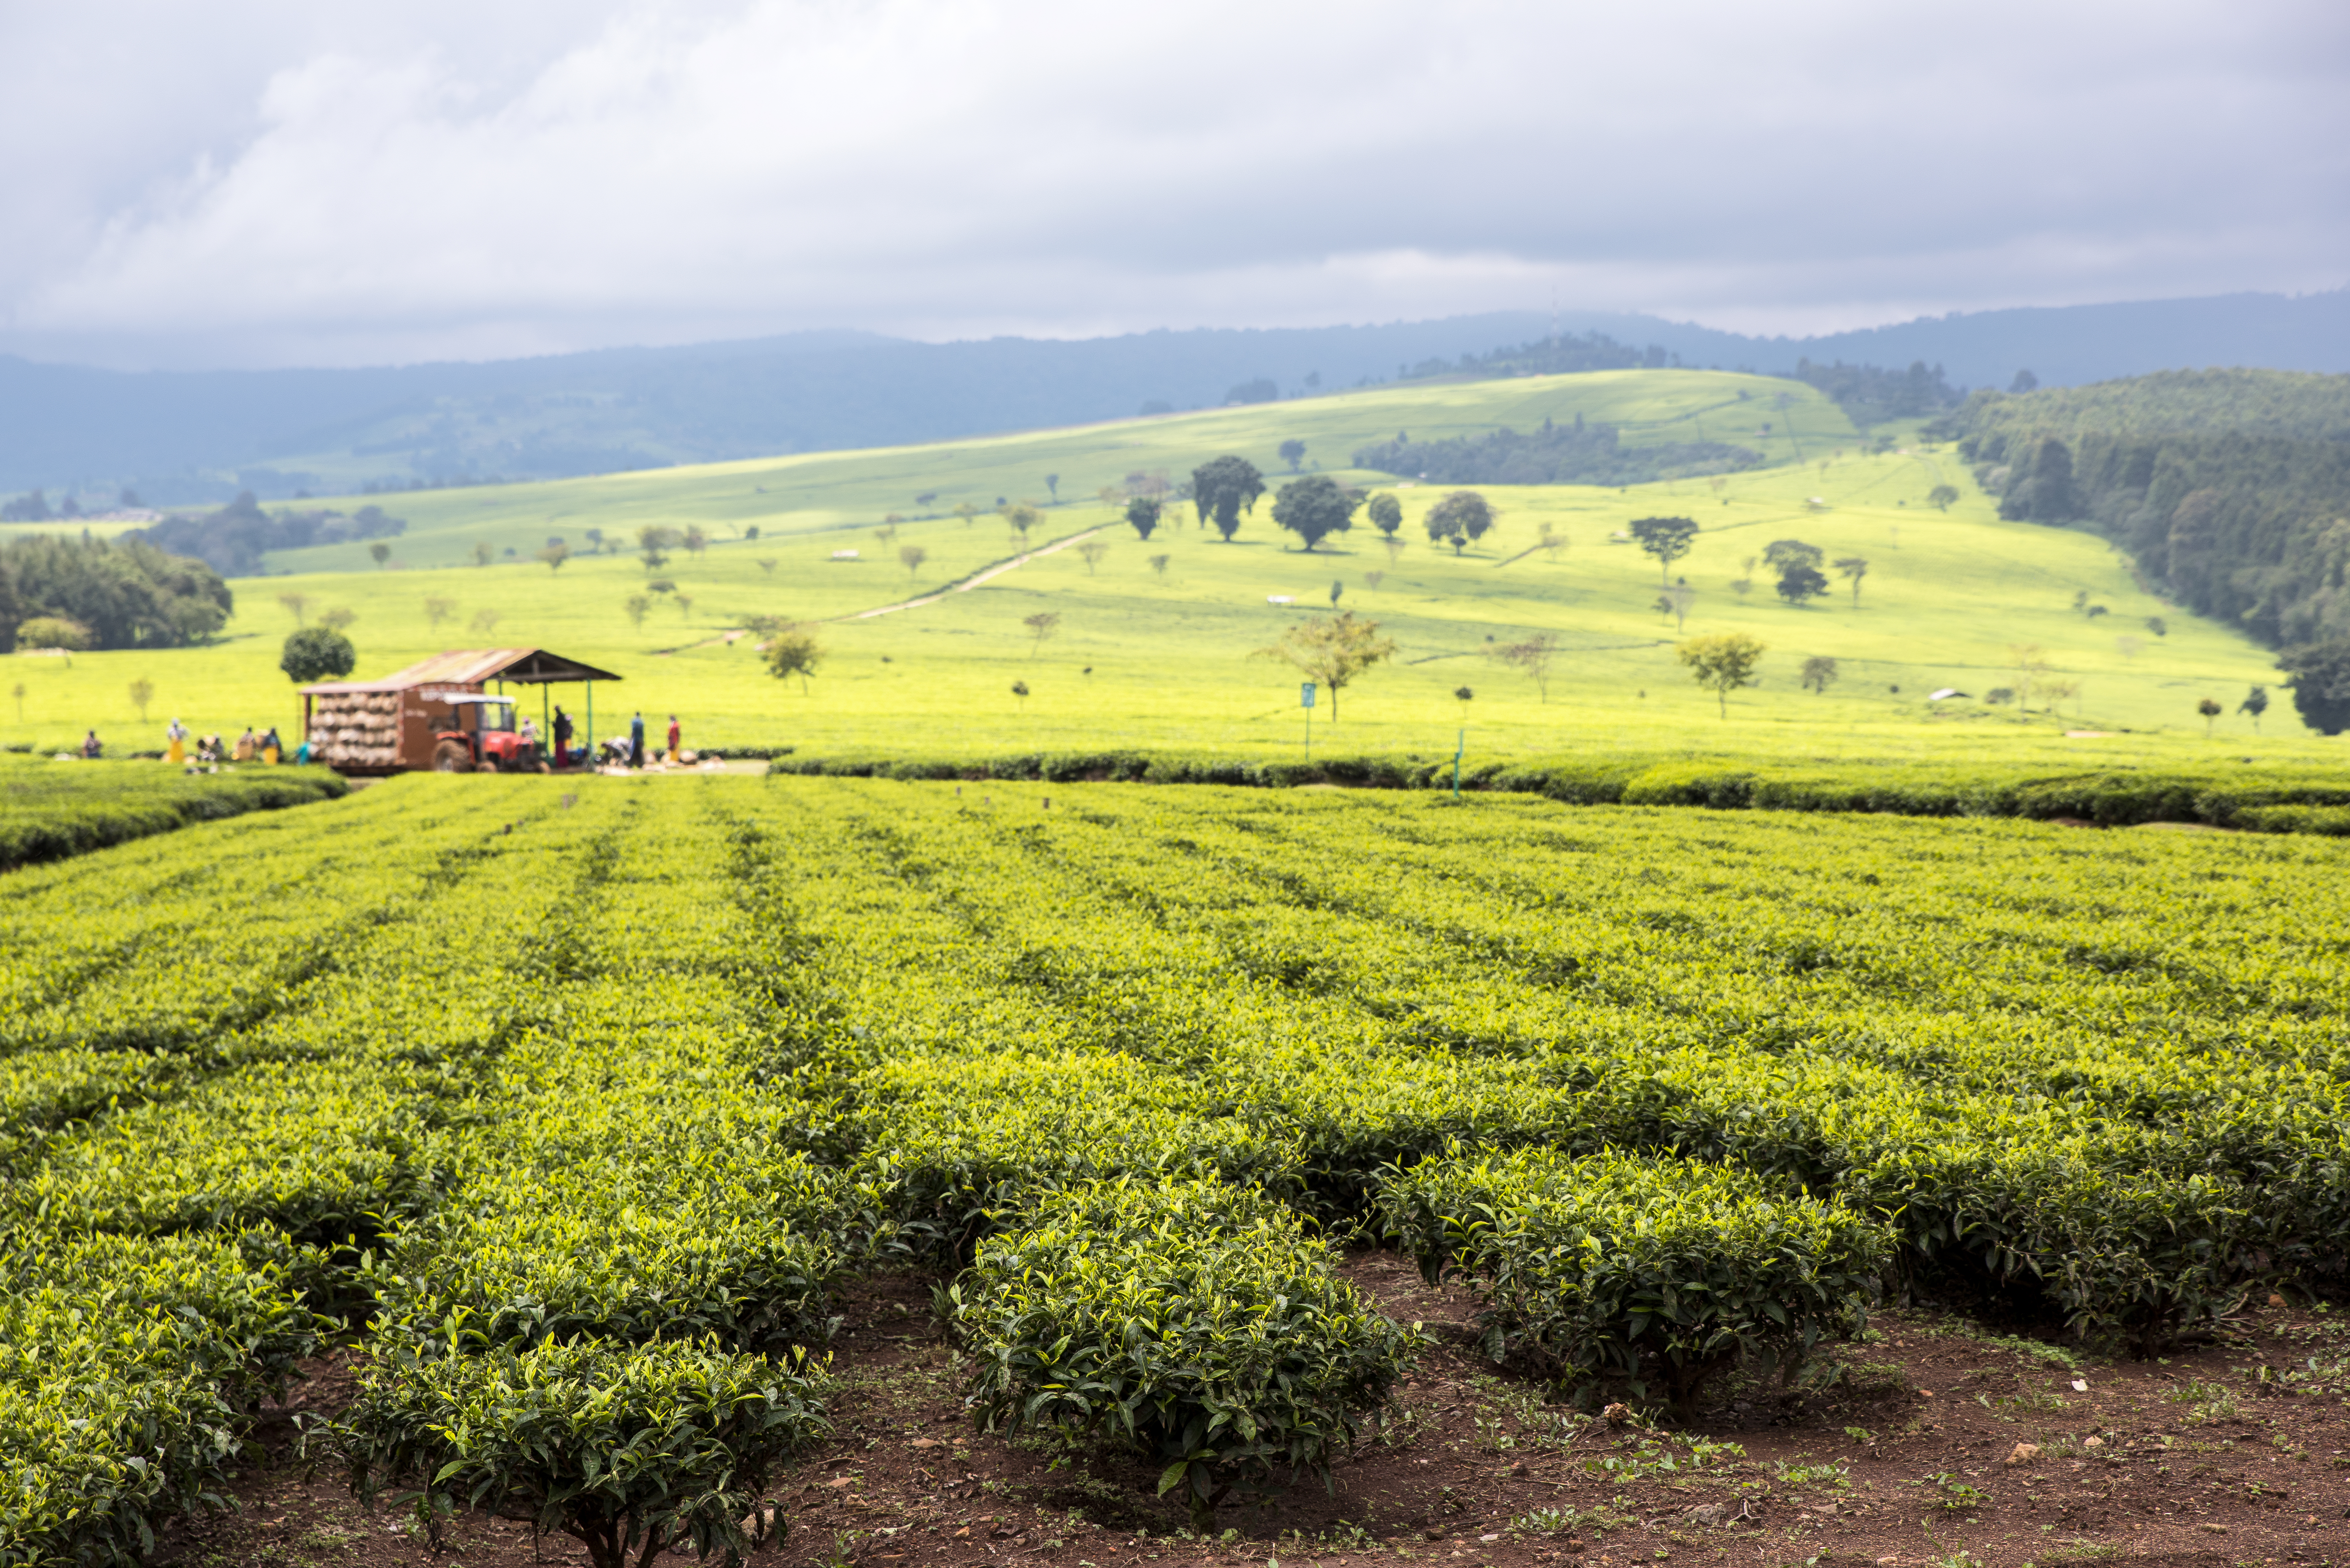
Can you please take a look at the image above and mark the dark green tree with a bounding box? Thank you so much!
[1628,516,1698,580]
[1191,456,1266,542]
[1278,439,1307,473]
[1366,493,1403,537]
[2239,684,2269,733]
[1125,496,1164,540]
[2277,640,2350,735]
[1270,476,1363,552]
[1775,562,1830,605]
[281,626,355,684]
[1424,490,1496,554]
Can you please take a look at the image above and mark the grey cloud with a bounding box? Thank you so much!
[2,0,2344,369]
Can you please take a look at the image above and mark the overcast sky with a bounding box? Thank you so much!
[3,0,2344,370]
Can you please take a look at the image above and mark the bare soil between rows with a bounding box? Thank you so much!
[156,1253,2350,1568]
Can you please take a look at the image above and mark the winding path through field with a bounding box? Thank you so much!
[835,525,1109,622]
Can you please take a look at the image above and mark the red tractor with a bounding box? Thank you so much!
[431,696,546,772]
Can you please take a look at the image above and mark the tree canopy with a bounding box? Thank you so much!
[1677,632,1767,718]
[1252,610,1396,721]
[1125,496,1163,540]
[0,534,231,653]
[280,627,356,684]
[1424,491,1495,554]
[1628,516,1698,580]
[2278,639,2350,735]
[1365,493,1403,537]
[1269,477,1362,552]
[1191,456,1265,541]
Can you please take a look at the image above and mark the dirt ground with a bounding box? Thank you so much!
[156,1253,2350,1568]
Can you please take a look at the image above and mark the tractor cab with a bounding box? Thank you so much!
[432,696,541,772]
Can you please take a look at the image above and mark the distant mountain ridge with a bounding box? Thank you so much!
[2,290,2343,503]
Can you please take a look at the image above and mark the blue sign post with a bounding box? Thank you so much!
[1301,681,1316,759]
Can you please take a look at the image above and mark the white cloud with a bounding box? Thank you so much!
[2,0,2344,367]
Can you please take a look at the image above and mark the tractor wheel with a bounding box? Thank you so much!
[432,742,474,773]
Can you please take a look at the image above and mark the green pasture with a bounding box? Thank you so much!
[248,369,1855,574]
[0,370,2321,770]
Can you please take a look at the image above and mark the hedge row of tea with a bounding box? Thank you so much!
[769,749,2350,833]
[0,759,346,874]
[4,775,2346,1567]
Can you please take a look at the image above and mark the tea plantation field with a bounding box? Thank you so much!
[5,772,2346,1566]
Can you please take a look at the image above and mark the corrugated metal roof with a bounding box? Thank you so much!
[301,648,622,695]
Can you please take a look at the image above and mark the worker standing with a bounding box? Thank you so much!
[552,706,573,768]
[667,714,681,764]
[629,711,645,768]
[165,717,187,765]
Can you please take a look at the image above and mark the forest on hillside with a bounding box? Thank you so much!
[1352,418,1762,486]
[1945,368,2350,653]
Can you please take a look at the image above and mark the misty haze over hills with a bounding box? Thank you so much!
[2,290,2343,503]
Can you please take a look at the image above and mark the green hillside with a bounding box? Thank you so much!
[0,369,2324,770]
[1948,368,2350,651]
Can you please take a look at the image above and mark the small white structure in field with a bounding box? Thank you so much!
[1928,687,1969,701]
[830,549,859,560]
[1266,595,1295,606]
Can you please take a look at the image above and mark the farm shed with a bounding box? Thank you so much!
[299,647,621,773]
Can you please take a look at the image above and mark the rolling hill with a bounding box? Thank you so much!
[0,368,2321,776]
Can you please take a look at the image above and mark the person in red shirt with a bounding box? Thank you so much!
[667,714,682,763]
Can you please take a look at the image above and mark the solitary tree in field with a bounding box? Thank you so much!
[1148,553,1171,579]
[1366,493,1403,538]
[1011,679,1030,710]
[1628,516,1698,580]
[1252,610,1396,721]
[280,627,355,685]
[1044,474,1060,501]
[1363,571,1384,593]
[2240,685,2270,733]
[129,678,154,722]
[1491,632,1559,702]
[1005,504,1040,544]
[955,501,979,528]
[1678,631,1766,718]
[1191,455,1266,541]
[2198,697,2223,737]
[471,609,501,637]
[424,596,456,631]
[320,607,356,632]
[1775,560,1830,605]
[624,595,651,629]
[1800,655,1839,694]
[369,542,392,568]
[1425,490,1496,554]
[1278,439,1307,473]
[900,544,928,579]
[638,525,677,570]
[684,526,708,558]
[1328,580,1343,607]
[2009,644,2050,713]
[473,541,496,567]
[1833,556,1869,606]
[277,591,310,626]
[540,542,571,573]
[1538,522,1566,562]
[1271,476,1363,552]
[1023,611,1061,656]
[1126,496,1163,540]
[765,628,822,693]
[1928,484,1959,512]
[756,558,778,575]
[1077,541,1109,575]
